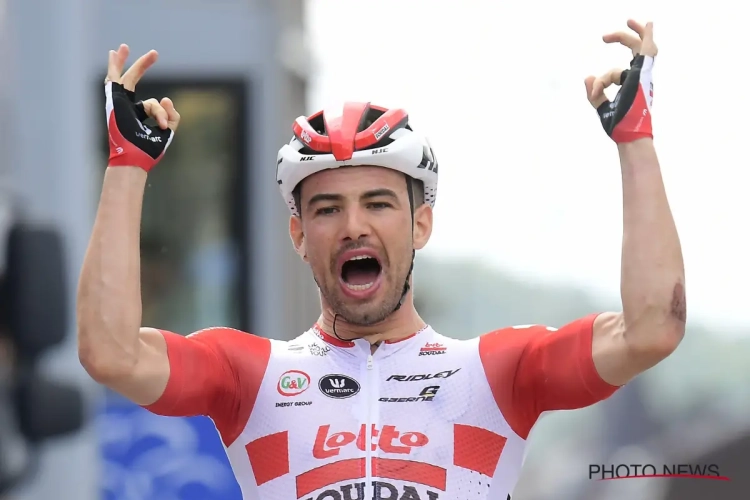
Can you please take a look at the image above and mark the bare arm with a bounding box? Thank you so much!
[78,46,179,405]
[593,139,685,386]
[77,167,170,405]
[585,22,685,386]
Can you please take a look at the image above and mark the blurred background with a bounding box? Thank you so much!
[1,0,749,499]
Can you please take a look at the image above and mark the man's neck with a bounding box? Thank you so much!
[316,304,426,345]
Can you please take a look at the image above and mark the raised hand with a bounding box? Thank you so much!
[585,20,657,143]
[105,44,180,171]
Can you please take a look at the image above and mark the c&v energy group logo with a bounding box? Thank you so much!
[589,463,730,481]
[277,370,311,396]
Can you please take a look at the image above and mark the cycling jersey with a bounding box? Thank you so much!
[144,315,618,499]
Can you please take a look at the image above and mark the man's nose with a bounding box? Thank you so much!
[341,206,371,241]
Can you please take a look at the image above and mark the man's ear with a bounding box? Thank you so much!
[289,215,308,262]
[412,203,433,250]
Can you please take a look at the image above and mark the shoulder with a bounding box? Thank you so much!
[268,329,332,360]
[180,327,273,368]
[478,323,557,353]
[186,326,270,347]
[482,324,559,338]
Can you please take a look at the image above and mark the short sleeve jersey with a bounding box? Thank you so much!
[144,315,618,499]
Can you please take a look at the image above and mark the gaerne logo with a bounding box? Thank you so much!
[277,370,311,396]
[380,386,440,403]
[419,342,447,356]
[319,374,360,399]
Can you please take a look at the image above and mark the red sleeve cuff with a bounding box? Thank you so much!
[578,313,620,397]
[141,330,187,415]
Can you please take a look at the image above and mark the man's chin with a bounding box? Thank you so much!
[333,296,403,326]
[335,309,387,327]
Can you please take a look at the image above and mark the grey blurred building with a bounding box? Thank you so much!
[2,0,316,498]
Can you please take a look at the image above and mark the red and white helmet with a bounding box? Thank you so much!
[276,102,438,216]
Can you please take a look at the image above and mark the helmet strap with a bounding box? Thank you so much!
[393,176,416,312]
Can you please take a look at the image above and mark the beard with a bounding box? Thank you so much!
[313,252,411,326]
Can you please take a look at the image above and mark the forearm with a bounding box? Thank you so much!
[77,167,147,377]
[618,139,685,350]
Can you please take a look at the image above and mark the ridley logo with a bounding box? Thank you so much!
[313,424,429,459]
[277,370,311,396]
[419,342,447,356]
[387,369,460,382]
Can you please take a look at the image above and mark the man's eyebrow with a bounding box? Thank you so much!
[306,189,399,207]
[361,189,399,200]
[307,193,344,206]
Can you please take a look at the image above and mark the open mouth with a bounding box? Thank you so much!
[340,255,382,291]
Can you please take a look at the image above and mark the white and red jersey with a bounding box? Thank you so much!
[144,315,618,499]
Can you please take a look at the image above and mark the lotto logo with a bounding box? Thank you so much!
[313,424,429,459]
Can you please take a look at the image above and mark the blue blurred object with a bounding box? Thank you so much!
[97,391,242,500]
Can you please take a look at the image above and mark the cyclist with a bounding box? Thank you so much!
[78,20,684,500]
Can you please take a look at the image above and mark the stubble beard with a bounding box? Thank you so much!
[316,264,408,326]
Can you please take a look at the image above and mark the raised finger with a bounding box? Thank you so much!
[106,44,129,83]
[121,50,159,91]
[639,22,658,57]
[602,31,641,53]
[160,97,181,132]
[627,19,646,39]
[142,98,169,129]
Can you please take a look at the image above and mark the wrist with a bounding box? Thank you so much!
[617,138,659,173]
[103,165,149,186]
[617,137,654,153]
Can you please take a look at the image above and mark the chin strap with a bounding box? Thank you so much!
[332,313,347,342]
[393,176,416,313]
[392,249,415,312]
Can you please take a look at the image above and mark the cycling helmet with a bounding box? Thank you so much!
[276,102,438,216]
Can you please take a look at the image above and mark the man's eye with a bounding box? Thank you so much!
[315,207,338,215]
[368,202,391,209]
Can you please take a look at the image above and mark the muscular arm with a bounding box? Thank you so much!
[592,139,686,386]
[77,167,169,405]
[77,168,271,427]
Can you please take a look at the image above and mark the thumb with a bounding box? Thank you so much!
[160,97,181,132]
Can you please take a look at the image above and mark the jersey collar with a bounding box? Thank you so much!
[312,323,429,349]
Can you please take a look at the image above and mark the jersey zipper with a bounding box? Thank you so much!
[365,352,375,499]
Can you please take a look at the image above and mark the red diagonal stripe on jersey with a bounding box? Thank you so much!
[296,458,366,498]
[373,458,447,491]
[453,424,507,477]
[246,431,289,486]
